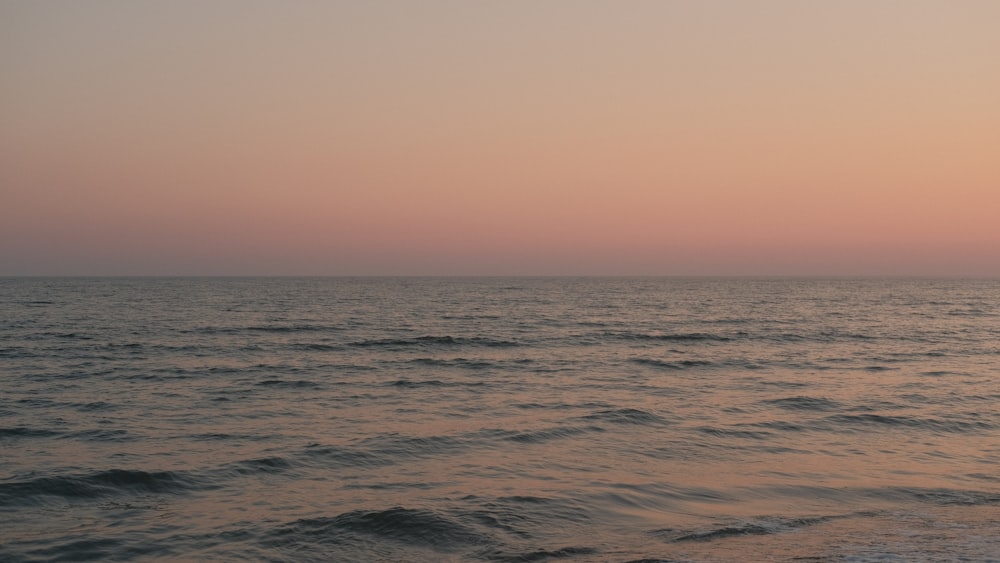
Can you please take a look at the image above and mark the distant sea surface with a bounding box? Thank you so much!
[2,277,998,562]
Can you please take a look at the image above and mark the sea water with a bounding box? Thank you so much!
[1,277,998,562]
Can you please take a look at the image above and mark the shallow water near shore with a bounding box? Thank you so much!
[2,277,998,561]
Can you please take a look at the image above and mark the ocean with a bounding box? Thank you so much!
[1,277,998,562]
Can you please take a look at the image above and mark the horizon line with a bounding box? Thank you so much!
[3,274,997,280]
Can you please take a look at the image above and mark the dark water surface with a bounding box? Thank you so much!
[2,277,998,562]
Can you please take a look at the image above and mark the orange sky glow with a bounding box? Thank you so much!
[2,0,998,275]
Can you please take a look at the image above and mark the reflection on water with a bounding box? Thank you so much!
[1,277,998,561]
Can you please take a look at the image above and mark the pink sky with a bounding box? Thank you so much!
[2,1,998,275]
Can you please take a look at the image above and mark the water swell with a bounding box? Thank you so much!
[631,358,715,370]
[0,469,205,506]
[388,378,486,389]
[581,408,670,426]
[262,504,600,560]
[303,430,536,470]
[255,378,321,389]
[302,444,392,469]
[610,331,733,343]
[189,324,345,335]
[486,546,598,561]
[503,425,606,444]
[19,537,137,562]
[468,494,593,529]
[359,433,472,459]
[389,378,447,388]
[228,456,298,476]
[887,487,1000,506]
[69,428,134,442]
[824,413,996,433]
[352,335,519,348]
[697,426,774,440]
[267,507,489,549]
[408,357,504,369]
[753,484,1000,507]
[662,515,835,543]
[287,343,342,351]
[0,426,62,439]
[240,422,619,477]
[764,396,842,412]
[25,331,95,340]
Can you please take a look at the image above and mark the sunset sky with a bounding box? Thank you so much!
[2,0,998,276]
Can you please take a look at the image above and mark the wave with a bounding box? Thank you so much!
[503,425,605,444]
[479,494,592,525]
[748,484,1000,509]
[351,335,519,348]
[267,507,489,549]
[389,378,446,388]
[664,515,834,543]
[883,487,1000,506]
[610,331,733,343]
[631,358,715,370]
[26,331,95,340]
[286,343,342,351]
[817,330,877,340]
[228,456,297,476]
[189,324,344,335]
[749,420,809,433]
[581,408,670,426]
[0,469,204,505]
[74,401,117,412]
[0,427,61,439]
[487,546,598,562]
[723,484,1000,510]
[947,308,993,317]
[920,370,960,377]
[357,433,475,459]
[407,357,501,369]
[254,379,321,389]
[68,428,133,442]
[513,401,603,410]
[21,537,131,562]
[697,426,774,440]
[387,378,486,389]
[341,480,438,491]
[453,494,594,552]
[824,413,996,433]
[301,444,393,469]
[188,432,267,442]
[764,396,841,411]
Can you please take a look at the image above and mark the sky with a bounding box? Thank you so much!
[2,0,998,276]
